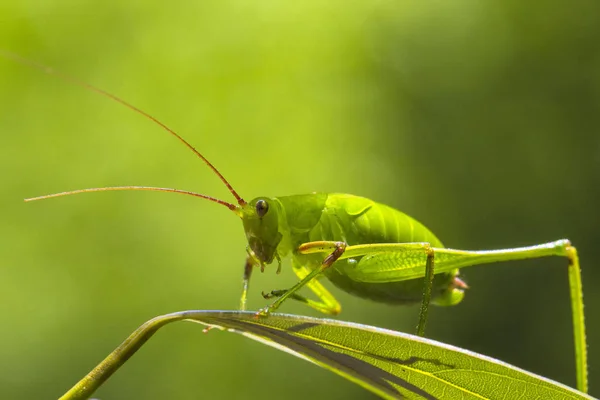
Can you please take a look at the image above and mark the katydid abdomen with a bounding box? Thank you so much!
[276,193,461,306]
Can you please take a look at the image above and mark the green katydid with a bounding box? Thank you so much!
[4,50,588,394]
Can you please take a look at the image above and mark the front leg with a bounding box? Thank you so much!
[239,256,254,311]
[255,241,346,317]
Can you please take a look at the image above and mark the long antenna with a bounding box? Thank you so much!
[1,49,247,206]
[25,186,240,212]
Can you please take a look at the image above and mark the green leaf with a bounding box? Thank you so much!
[61,311,594,400]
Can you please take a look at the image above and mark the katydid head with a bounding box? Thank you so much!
[240,197,283,267]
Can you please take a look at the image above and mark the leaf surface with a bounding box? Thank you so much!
[61,311,594,400]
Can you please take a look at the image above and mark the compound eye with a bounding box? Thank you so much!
[255,199,269,218]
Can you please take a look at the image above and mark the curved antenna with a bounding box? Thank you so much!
[1,49,247,206]
[25,186,241,214]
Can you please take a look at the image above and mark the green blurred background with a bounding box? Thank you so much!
[1,1,599,399]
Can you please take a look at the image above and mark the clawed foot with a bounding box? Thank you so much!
[255,289,288,317]
[261,289,288,299]
[254,306,273,318]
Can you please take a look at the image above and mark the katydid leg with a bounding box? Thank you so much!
[262,262,342,315]
[300,239,587,394]
[255,242,346,316]
[417,245,435,337]
[291,262,342,315]
[239,256,254,310]
[428,241,587,393]
[299,241,438,336]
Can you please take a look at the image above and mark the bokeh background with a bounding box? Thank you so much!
[1,1,599,399]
